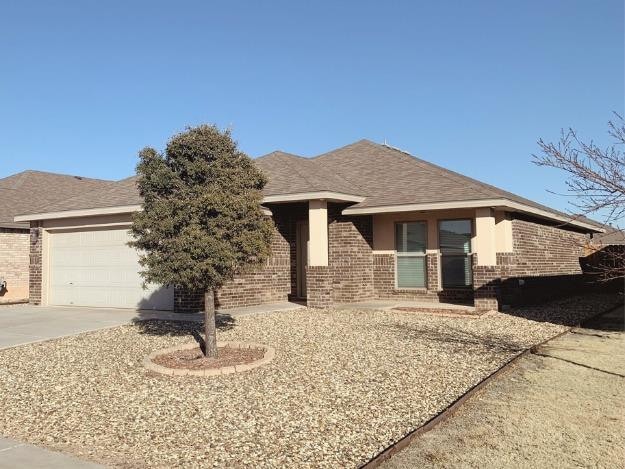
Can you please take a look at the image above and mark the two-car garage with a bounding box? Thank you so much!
[46,225,174,311]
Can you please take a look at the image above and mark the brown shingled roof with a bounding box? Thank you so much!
[312,139,578,219]
[27,176,142,215]
[255,151,363,196]
[0,170,112,228]
[12,140,603,231]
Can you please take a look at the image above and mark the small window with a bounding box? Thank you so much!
[395,222,427,288]
[439,219,472,288]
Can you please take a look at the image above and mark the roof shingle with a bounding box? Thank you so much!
[0,171,112,228]
[11,140,602,230]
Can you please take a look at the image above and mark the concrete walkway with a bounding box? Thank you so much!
[381,305,625,468]
[0,305,198,349]
[0,438,103,469]
[0,302,304,350]
[336,300,475,312]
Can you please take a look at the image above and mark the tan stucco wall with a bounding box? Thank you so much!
[0,229,30,303]
[475,208,496,265]
[372,209,476,252]
[495,210,513,252]
[308,200,329,266]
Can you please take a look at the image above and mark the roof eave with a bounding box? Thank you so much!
[14,205,142,222]
[14,203,274,222]
[262,191,365,204]
[342,198,604,233]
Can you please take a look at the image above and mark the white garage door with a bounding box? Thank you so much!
[49,228,174,310]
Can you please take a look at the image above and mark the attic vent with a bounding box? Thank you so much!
[382,142,411,155]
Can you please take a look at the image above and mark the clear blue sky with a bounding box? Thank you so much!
[1,0,623,216]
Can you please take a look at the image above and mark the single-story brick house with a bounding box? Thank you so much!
[14,140,604,312]
[0,171,110,304]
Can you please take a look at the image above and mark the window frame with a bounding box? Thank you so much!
[437,218,474,289]
[394,220,428,290]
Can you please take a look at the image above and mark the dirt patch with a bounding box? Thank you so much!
[152,345,264,370]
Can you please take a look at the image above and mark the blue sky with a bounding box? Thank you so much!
[1,0,623,216]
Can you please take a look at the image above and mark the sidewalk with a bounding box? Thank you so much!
[381,305,625,468]
[0,438,102,469]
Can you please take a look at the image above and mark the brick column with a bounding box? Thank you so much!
[306,266,332,309]
[29,224,43,305]
[426,252,440,292]
[473,257,500,311]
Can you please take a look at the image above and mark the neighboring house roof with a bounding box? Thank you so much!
[592,227,625,245]
[22,176,143,216]
[0,170,112,229]
[12,140,604,232]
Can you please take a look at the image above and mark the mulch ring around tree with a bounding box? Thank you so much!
[153,345,264,370]
[143,341,276,376]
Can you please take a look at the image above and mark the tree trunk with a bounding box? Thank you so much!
[203,289,217,358]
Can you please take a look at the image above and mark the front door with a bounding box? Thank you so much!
[296,221,309,298]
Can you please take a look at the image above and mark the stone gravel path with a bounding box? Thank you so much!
[0,294,619,468]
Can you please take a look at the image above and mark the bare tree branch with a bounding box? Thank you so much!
[534,113,625,280]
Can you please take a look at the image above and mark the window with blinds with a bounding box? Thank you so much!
[395,222,427,288]
[438,219,472,288]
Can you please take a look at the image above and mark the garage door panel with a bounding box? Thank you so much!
[49,228,174,311]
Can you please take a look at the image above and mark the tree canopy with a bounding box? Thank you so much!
[130,125,274,293]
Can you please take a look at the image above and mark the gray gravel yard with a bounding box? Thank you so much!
[0,294,619,468]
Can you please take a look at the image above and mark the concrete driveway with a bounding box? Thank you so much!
[0,305,203,350]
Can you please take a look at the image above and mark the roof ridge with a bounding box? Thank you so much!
[9,169,111,182]
[255,150,306,161]
[312,139,373,160]
[372,142,496,199]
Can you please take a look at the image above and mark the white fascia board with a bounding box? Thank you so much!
[262,192,366,203]
[342,198,604,232]
[14,205,142,222]
[504,201,604,232]
[342,199,506,215]
[16,203,274,222]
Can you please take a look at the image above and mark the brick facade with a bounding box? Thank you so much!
[472,216,590,310]
[328,205,374,303]
[372,252,473,304]
[305,265,332,309]
[494,216,590,306]
[0,227,30,303]
[507,217,586,277]
[24,207,595,313]
[473,261,500,311]
[173,207,299,312]
[215,214,291,309]
[28,225,43,305]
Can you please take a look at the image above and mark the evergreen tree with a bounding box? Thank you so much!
[130,125,274,356]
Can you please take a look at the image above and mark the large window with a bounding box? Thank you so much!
[439,219,472,288]
[395,221,427,288]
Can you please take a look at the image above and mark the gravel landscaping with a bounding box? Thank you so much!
[0,293,620,468]
[153,345,265,370]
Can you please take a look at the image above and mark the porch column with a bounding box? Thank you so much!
[306,200,332,309]
[425,218,440,291]
[473,208,500,311]
[474,208,496,266]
